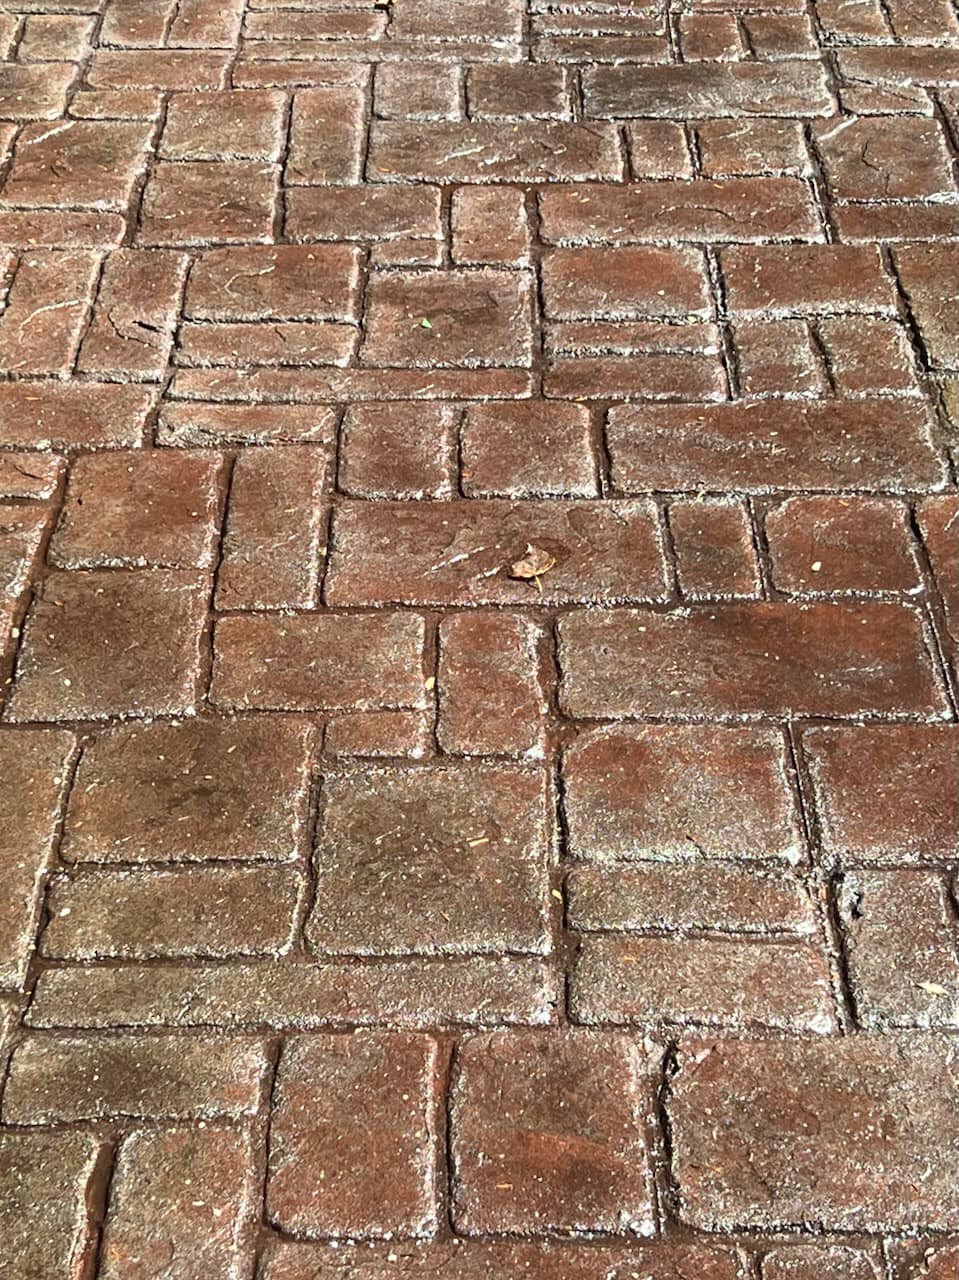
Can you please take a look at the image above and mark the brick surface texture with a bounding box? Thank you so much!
[0,0,956,1274]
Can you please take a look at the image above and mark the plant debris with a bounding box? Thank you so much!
[509,544,556,590]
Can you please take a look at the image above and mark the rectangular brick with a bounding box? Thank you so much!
[78,248,188,378]
[177,320,356,368]
[157,401,338,447]
[0,729,75,987]
[4,119,152,209]
[285,185,442,244]
[562,725,803,864]
[42,865,300,960]
[722,244,895,314]
[3,1033,267,1122]
[584,60,832,117]
[62,717,314,864]
[187,245,362,322]
[438,613,546,757]
[259,1242,742,1280]
[288,84,368,184]
[0,63,75,119]
[368,121,624,183]
[212,612,427,711]
[170,365,533,401]
[607,400,947,493]
[340,403,456,499]
[839,869,958,1029]
[216,446,328,610]
[571,935,836,1031]
[567,864,817,934]
[801,725,958,865]
[138,160,279,245]
[100,1128,256,1280]
[325,499,666,606]
[0,381,154,449]
[0,250,100,376]
[0,1132,100,1279]
[559,604,947,720]
[542,246,711,320]
[27,956,556,1029]
[268,1034,439,1239]
[306,765,550,956]
[540,179,819,244]
[0,452,64,500]
[361,269,533,368]
[87,49,231,90]
[669,1035,959,1230]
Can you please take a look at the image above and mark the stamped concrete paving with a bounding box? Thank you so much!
[0,0,957,1276]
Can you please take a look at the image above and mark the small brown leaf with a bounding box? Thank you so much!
[509,544,556,583]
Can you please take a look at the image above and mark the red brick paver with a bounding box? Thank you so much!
[0,1,957,1275]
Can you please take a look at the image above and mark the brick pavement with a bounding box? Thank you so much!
[0,0,957,1275]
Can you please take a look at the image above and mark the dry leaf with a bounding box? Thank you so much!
[509,544,556,583]
[918,981,950,997]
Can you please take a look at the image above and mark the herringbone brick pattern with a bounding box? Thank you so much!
[0,0,957,1276]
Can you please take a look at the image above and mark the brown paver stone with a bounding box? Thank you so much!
[669,1035,959,1231]
[0,1131,100,1279]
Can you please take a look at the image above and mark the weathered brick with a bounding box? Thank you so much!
[267,1034,439,1238]
[43,865,300,959]
[139,161,279,245]
[451,1031,655,1235]
[722,244,894,314]
[584,60,832,118]
[325,499,666,606]
[461,402,595,498]
[468,64,570,119]
[339,403,456,499]
[100,1128,256,1280]
[368,121,624,183]
[213,613,426,712]
[895,244,959,370]
[451,187,530,267]
[0,63,75,120]
[559,604,946,720]
[572,935,835,1031]
[217,446,328,609]
[680,13,742,59]
[563,724,803,864]
[3,1033,267,1122]
[0,452,63,500]
[626,121,692,178]
[815,116,954,201]
[168,0,244,46]
[761,1245,882,1280]
[0,1132,99,1278]
[157,401,339,447]
[87,49,231,91]
[0,250,100,375]
[669,499,761,599]
[171,364,533,401]
[161,89,285,159]
[8,570,207,722]
[259,1241,745,1280]
[540,179,819,244]
[288,84,368,184]
[325,710,432,760]
[375,61,461,120]
[698,118,808,177]
[71,88,163,119]
[0,728,75,987]
[49,450,223,569]
[819,316,918,395]
[438,613,546,756]
[306,765,550,955]
[78,248,188,378]
[839,868,958,1029]
[391,0,523,43]
[3,119,151,207]
[177,318,356,368]
[0,506,47,638]
[802,725,958,864]
[187,244,361,322]
[607,400,945,492]
[285,185,441,245]
[734,318,822,396]
[765,496,920,594]
[19,13,94,60]
[28,956,556,1030]
[62,717,313,864]
[567,864,816,935]
[669,1034,959,1230]
[100,0,176,47]
[917,493,959,646]
[542,245,710,320]
[361,269,533,368]
[0,209,126,250]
